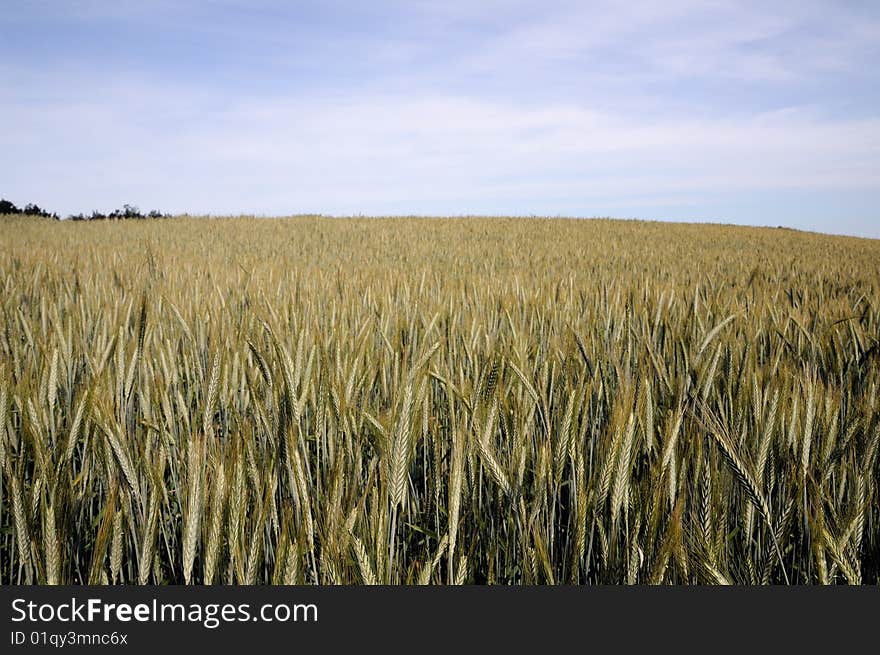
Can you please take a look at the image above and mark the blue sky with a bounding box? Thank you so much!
[2,1,879,237]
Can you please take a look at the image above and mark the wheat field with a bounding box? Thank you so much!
[1,214,878,584]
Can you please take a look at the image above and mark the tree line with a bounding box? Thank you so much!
[0,198,58,219]
[1,198,170,221]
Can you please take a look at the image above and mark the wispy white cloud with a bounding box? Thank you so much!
[4,82,877,211]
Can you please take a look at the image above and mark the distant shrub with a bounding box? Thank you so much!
[0,198,59,219]
[67,204,172,221]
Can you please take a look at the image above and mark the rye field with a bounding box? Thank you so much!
[1,214,879,585]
